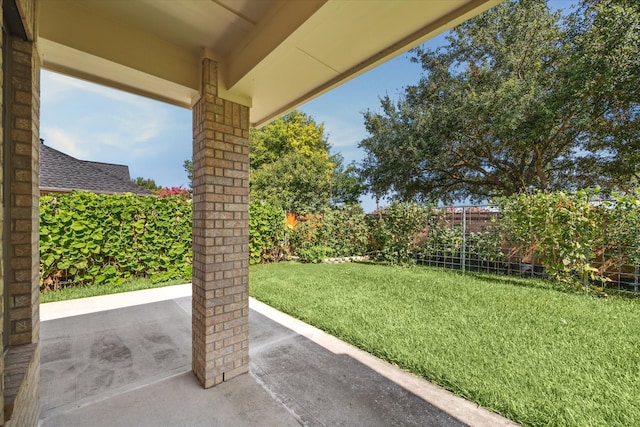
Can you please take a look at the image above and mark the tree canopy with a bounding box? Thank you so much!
[358,0,640,204]
[250,110,362,212]
[132,176,161,192]
[568,0,640,190]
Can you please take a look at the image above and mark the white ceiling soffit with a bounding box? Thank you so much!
[38,0,501,126]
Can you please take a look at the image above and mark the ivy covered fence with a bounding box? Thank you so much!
[39,188,640,296]
[40,191,192,290]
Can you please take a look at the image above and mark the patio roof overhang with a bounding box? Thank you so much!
[38,0,501,127]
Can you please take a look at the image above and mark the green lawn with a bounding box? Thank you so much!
[249,262,640,427]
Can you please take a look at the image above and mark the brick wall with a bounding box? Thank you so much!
[191,58,250,388]
[8,36,39,348]
[1,0,41,423]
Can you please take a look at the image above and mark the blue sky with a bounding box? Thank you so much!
[40,1,573,213]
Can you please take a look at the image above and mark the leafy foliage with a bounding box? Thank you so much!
[369,202,431,265]
[250,110,363,212]
[250,111,333,212]
[318,205,370,257]
[497,189,606,287]
[568,0,640,190]
[359,0,640,204]
[186,110,363,211]
[418,220,463,263]
[248,201,286,264]
[157,186,190,198]
[603,190,640,266]
[328,156,366,207]
[251,150,334,213]
[464,230,504,264]
[290,205,370,263]
[183,159,193,189]
[40,191,192,290]
[250,110,329,168]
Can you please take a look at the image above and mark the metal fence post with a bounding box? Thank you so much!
[411,202,636,295]
[461,206,466,273]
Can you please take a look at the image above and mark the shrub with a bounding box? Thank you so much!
[369,202,431,265]
[416,210,462,262]
[496,189,606,287]
[607,190,640,266]
[41,194,290,291]
[465,231,504,263]
[288,213,327,262]
[40,191,192,290]
[314,204,370,257]
[157,186,190,198]
[249,201,286,264]
[296,244,334,263]
[289,204,370,262]
[411,207,504,270]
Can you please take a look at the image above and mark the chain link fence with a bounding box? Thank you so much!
[413,205,639,295]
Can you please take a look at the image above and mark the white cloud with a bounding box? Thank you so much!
[112,105,170,144]
[40,70,193,189]
[306,113,367,164]
[46,129,90,159]
[325,122,365,149]
[41,70,176,160]
[43,71,138,105]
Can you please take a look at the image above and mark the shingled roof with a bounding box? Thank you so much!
[39,144,154,196]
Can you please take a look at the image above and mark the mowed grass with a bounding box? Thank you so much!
[249,262,640,427]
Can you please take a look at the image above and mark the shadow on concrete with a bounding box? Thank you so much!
[39,294,484,426]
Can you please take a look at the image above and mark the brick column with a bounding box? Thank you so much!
[191,58,250,388]
[0,1,41,424]
[3,23,41,426]
[8,37,39,348]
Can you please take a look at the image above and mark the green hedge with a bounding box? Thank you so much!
[249,201,286,264]
[497,188,640,288]
[289,204,370,263]
[44,189,638,292]
[40,191,192,290]
[367,202,430,265]
[40,193,291,290]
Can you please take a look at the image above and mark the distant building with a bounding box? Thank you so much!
[39,143,154,196]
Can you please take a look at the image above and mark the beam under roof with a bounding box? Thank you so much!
[38,0,502,126]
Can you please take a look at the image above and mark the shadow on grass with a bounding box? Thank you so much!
[450,269,639,300]
[296,260,639,301]
[466,270,580,293]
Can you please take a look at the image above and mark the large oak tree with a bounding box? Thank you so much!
[359,0,639,204]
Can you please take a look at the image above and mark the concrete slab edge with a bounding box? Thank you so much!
[249,297,520,427]
[40,284,192,321]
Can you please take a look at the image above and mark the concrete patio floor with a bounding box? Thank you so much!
[39,284,518,427]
